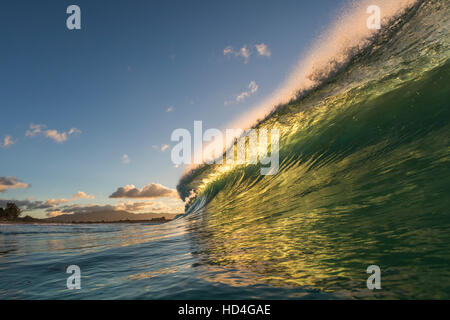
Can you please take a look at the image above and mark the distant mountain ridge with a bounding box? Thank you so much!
[44,210,177,223]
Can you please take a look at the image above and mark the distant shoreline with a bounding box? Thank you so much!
[0,218,172,225]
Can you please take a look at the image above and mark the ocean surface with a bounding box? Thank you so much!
[1,0,449,299]
[0,222,332,299]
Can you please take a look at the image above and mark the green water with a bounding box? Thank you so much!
[180,0,450,299]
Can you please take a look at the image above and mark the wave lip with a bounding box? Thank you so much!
[231,0,422,128]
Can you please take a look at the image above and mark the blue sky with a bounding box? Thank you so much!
[0,0,346,218]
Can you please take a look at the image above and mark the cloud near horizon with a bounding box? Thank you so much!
[114,200,182,213]
[45,200,183,218]
[0,199,53,211]
[0,177,29,193]
[44,198,70,206]
[0,190,96,214]
[1,195,182,218]
[109,183,178,199]
[45,204,116,218]
[46,211,65,218]
[43,191,95,207]
[26,124,81,143]
[2,183,183,218]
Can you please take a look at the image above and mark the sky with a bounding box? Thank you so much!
[0,0,347,218]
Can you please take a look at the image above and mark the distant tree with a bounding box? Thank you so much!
[5,202,22,220]
[0,207,5,219]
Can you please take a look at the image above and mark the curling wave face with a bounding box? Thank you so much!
[178,0,450,298]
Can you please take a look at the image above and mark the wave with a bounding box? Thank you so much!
[176,0,450,298]
[179,0,449,203]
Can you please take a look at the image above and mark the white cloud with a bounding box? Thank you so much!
[224,45,251,63]
[43,191,94,208]
[224,43,271,63]
[237,81,259,101]
[25,124,44,137]
[161,144,169,152]
[225,81,259,105]
[44,198,70,206]
[238,46,250,62]
[166,106,174,112]
[223,46,233,56]
[68,128,82,135]
[152,144,169,152]
[122,154,131,164]
[44,130,68,143]
[26,124,81,143]
[0,177,29,193]
[109,183,178,199]
[255,43,271,57]
[72,191,95,200]
[1,135,15,148]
